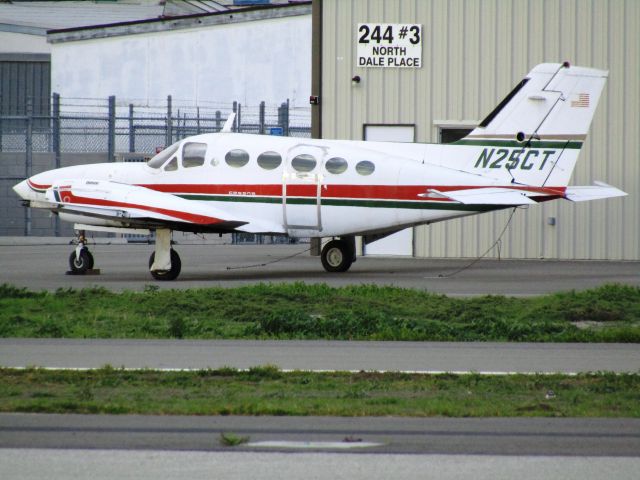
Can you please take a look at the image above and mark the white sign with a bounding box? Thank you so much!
[357,23,422,68]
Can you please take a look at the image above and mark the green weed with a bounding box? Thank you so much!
[219,432,250,446]
[0,283,638,342]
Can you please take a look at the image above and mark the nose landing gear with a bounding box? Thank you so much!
[148,228,182,281]
[67,231,97,275]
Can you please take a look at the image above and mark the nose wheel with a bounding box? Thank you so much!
[68,248,94,274]
[148,249,181,281]
[67,231,96,275]
[148,229,181,280]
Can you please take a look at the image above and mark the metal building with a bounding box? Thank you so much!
[312,0,639,260]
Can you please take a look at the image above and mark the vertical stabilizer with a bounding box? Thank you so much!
[462,63,608,187]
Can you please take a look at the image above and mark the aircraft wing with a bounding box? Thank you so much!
[43,179,255,232]
[430,187,538,205]
[564,182,627,202]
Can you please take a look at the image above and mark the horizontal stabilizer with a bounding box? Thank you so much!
[432,187,537,205]
[564,182,627,202]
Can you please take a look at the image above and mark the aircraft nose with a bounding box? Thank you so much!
[13,179,32,201]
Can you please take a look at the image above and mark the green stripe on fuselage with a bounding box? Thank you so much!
[179,194,500,212]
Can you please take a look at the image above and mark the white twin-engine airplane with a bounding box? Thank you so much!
[13,63,626,280]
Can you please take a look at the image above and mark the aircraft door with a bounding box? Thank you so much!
[283,144,326,237]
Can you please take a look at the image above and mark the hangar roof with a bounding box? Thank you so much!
[46,1,311,44]
[0,1,307,36]
[0,1,164,35]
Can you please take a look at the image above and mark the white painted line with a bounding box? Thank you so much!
[246,441,383,449]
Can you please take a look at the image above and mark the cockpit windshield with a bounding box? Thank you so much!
[147,141,181,169]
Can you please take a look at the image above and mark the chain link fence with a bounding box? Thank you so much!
[0,94,311,156]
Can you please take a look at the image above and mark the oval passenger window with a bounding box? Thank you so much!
[355,160,375,176]
[325,157,348,174]
[257,151,282,170]
[291,154,317,173]
[225,149,250,168]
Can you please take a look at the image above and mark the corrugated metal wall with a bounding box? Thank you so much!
[320,0,639,260]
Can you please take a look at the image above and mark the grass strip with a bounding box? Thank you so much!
[1,283,639,342]
[1,367,638,417]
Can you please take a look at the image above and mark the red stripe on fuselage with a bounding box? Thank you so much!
[139,183,567,200]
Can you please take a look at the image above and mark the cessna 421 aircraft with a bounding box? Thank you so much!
[13,63,626,280]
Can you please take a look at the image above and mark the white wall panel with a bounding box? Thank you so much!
[51,15,311,109]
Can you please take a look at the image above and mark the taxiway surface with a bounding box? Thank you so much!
[1,414,639,480]
[1,339,638,374]
[0,241,638,294]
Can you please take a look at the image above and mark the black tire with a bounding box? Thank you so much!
[148,249,182,281]
[85,250,94,270]
[69,248,91,274]
[321,239,354,273]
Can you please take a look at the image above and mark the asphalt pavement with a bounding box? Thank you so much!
[0,241,638,294]
[1,414,639,456]
[1,339,638,374]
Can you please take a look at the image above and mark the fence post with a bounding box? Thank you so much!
[52,93,61,169]
[0,93,3,151]
[197,106,201,135]
[278,101,290,135]
[237,104,242,133]
[284,98,290,136]
[52,93,61,236]
[128,103,135,153]
[215,110,221,131]
[259,101,265,134]
[107,95,116,162]
[232,101,237,132]
[166,95,172,146]
[25,97,33,236]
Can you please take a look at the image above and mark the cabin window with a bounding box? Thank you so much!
[291,154,317,173]
[355,160,375,176]
[148,142,180,169]
[164,157,178,171]
[182,142,207,168]
[257,151,282,170]
[325,157,348,174]
[210,157,219,167]
[225,149,250,168]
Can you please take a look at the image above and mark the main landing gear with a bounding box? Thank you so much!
[68,231,95,274]
[320,236,356,273]
[148,228,181,281]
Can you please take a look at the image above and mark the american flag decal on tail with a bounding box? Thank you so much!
[571,93,590,108]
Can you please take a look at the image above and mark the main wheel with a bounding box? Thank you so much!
[69,248,92,274]
[321,239,354,273]
[148,249,181,281]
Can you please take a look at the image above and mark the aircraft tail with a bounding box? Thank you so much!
[459,62,608,188]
